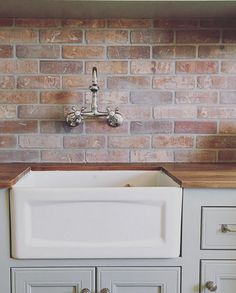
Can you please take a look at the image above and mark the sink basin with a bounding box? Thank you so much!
[10,170,182,259]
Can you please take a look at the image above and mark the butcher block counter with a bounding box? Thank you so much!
[1,163,236,188]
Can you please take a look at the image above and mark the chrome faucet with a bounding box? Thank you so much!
[66,67,123,127]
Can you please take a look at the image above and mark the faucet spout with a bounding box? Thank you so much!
[92,67,98,85]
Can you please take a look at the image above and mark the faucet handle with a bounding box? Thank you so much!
[106,107,123,127]
[66,106,84,127]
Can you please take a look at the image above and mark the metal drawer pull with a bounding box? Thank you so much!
[221,224,236,233]
[101,288,110,293]
[206,281,217,292]
[81,288,91,293]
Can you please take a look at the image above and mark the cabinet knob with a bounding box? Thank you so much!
[101,288,110,293]
[206,281,217,292]
[81,288,91,293]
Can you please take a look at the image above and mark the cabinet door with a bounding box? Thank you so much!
[202,260,236,293]
[97,267,180,293]
[11,267,95,293]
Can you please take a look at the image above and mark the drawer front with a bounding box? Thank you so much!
[201,207,236,249]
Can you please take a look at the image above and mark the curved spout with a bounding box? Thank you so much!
[92,67,98,85]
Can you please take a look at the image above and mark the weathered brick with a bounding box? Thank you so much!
[0,120,38,133]
[175,91,218,104]
[63,76,105,89]
[63,46,105,59]
[86,30,128,44]
[153,45,196,59]
[0,135,16,148]
[154,19,198,28]
[40,121,83,134]
[0,29,37,43]
[153,135,194,148]
[40,61,83,74]
[130,91,172,105]
[0,150,39,162]
[17,76,60,89]
[86,150,129,162]
[200,19,236,28]
[0,91,38,104]
[18,105,64,119]
[197,135,236,149]
[219,121,236,134]
[153,76,195,90]
[16,18,61,27]
[221,61,236,73]
[85,121,128,134]
[174,150,216,162]
[64,135,106,148]
[222,30,236,43]
[41,150,85,162]
[40,91,83,104]
[118,105,152,120]
[130,121,172,134]
[131,30,173,44]
[108,19,152,28]
[130,61,174,74]
[0,19,14,26]
[0,60,38,74]
[19,135,62,148]
[175,121,217,134]
[131,150,174,162]
[40,29,82,43]
[0,76,15,89]
[16,45,60,58]
[85,91,129,104]
[197,76,236,89]
[0,105,16,119]
[198,45,236,58]
[220,92,236,104]
[108,136,150,148]
[218,151,236,162]
[86,61,128,74]
[107,46,150,59]
[0,45,13,57]
[154,106,196,119]
[107,76,150,89]
[198,106,236,119]
[62,19,105,28]
[176,61,218,74]
[176,30,220,43]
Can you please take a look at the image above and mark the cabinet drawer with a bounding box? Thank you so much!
[201,207,236,249]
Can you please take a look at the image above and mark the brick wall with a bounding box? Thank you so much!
[0,18,236,162]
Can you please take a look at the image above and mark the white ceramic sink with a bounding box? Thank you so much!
[10,170,182,259]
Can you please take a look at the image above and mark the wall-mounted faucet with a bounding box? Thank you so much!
[65,67,123,127]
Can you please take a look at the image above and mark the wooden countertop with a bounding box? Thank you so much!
[1,163,236,188]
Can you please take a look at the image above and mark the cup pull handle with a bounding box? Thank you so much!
[221,224,236,233]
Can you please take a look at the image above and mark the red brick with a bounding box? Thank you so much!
[221,61,236,73]
[40,61,83,74]
[153,135,194,148]
[131,30,173,44]
[107,46,150,59]
[64,135,106,148]
[62,19,105,28]
[0,29,37,43]
[108,136,150,148]
[198,106,236,119]
[40,91,83,104]
[220,92,236,104]
[0,18,14,26]
[0,150,39,162]
[0,135,16,148]
[16,45,60,58]
[86,61,128,74]
[107,76,150,89]
[86,30,128,44]
[175,121,217,134]
[0,45,13,57]
[0,76,15,89]
[153,76,195,90]
[174,150,216,162]
[63,46,105,59]
[176,30,220,43]
[197,76,236,89]
[131,150,174,162]
[18,105,64,119]
[40,121,83,134]
[175,91,218,104]
[130,121,172,134]
[154,106,196,119]
[220,121,236,134]
[0,120,38,133]
[85,121,128,134]
[176,61,218,74]
[40,29,82,43]
[16,18,61,27]
[218,151,236,162]
[41,150,85,162]
[197,135,236,149]
[17,76,60,89]
[198,45,236,58]
[63,75,105,89]
[130,91,173,105]
[108,19,152,28]
[154,19,198,28]
[0,91,38,104]
[85,91,129,104]
[130,61,174,74]
[153,45,196,59]
[19,135,62,149]
[0,105,16,119]
[118,105,152,120]
[0,60,38,74]
[200,19,236,28]
[222,30,236,43]
[86,150,129,163]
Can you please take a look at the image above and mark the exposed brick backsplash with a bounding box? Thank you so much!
[0,18,236,162]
